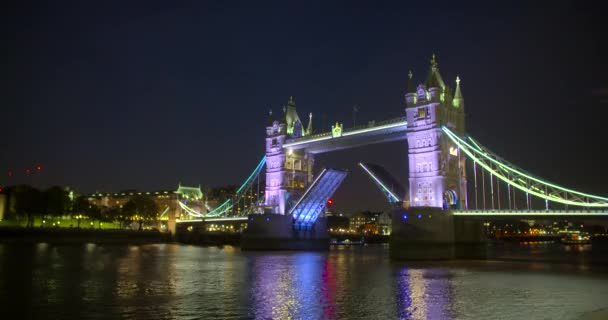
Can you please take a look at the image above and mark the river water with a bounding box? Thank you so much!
[1,243,607,319]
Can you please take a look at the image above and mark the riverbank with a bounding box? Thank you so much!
[0,227,171,244]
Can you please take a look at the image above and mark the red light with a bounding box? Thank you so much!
[36,165,42,171]
[327,199,334,205]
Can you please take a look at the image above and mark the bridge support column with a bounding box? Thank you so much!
[167,205,177,236]
[242,214,329,250]
[390,208,486,260]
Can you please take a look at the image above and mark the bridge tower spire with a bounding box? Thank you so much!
[306,112,313,135]
[405,70,417,106]
[405,55,467,209]
[285,96,304,137]
[452,76,464,109]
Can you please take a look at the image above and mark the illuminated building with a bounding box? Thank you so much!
[326,211,349,231]
[87,184,205,232]
[349,211,392,235]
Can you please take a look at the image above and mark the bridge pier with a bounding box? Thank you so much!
[241,214,329,251]
[390,208,486,260]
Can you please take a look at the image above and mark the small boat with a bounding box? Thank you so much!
[330,238,365,245]
[560,232,591,245]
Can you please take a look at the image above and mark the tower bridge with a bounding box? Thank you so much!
[177,55,608,255]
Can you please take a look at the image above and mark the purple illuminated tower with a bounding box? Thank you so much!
[264,117,288,214]
[405,55,467,209]
[263,97,315,214]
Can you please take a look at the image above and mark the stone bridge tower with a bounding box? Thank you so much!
[405,55,467,209]
[264,97,315,214]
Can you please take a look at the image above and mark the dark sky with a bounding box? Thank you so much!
[2,1,607,214]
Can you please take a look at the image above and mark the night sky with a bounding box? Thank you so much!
[2,1,607,214]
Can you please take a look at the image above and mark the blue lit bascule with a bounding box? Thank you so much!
[176,55,608,252]
[291,168,348,230]
[358,162,405,205]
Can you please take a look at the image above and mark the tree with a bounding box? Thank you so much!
[72,195,100,228]
[10,185,43,227]
[43,186,70,221]
[103,207,122,228]
[122,195,158,230]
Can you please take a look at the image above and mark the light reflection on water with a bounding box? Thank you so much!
[1,243,608,319]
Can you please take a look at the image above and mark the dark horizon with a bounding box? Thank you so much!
[2,1,607,214]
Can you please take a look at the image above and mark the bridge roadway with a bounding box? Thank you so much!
[452,209,608,219]
[177,217,248,223]
[176,208,608,224]
[283,117,407,154]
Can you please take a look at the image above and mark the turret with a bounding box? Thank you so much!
[425,54,447,103]
[452,76,464,109]
[306,113,313,135]
[425,54,446,90]
[405,70,417,107]
[428,87,441,102]
[284,96,303,137]
[266,109,285,136]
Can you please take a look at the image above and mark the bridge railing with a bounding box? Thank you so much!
[454,209,608,213]
[342,116,407,134]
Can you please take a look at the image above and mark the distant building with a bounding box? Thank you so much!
[326,211,349,231]
[86,184,205,232]
[349,211,392,235]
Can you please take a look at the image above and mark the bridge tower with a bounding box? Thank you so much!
[405,55,467,209]
[264,113,287,214]
[391,56,482,260]
[263,97,315,214]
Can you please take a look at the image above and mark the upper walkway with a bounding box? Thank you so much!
[283,117,407,154]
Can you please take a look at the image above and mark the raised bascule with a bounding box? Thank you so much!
[177,55,608,255]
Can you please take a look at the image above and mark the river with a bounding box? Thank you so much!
[1,243,607,319]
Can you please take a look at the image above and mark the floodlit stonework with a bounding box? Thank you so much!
[405,55,467,209]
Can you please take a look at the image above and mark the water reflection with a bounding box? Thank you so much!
[321,254,337,319]
[249,253,330,319]
[395,268,454,319]
[1,244,608,319]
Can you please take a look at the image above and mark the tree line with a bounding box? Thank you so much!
[2,185,159,230]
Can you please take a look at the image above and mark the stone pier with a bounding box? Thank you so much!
[389,208,486,260]
[241,214,329,251]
